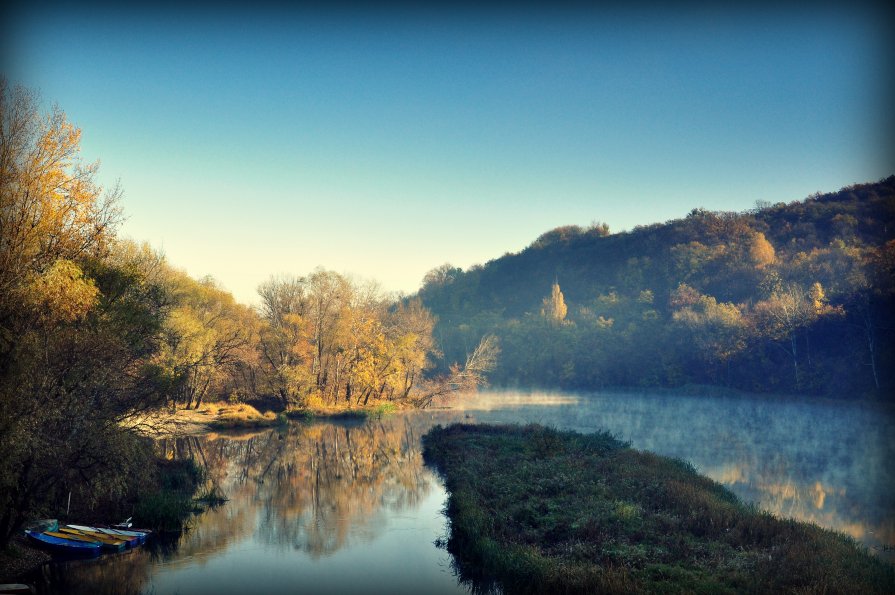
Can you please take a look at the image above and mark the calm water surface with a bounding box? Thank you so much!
[31,391,895,593]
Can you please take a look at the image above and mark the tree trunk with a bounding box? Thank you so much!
[401,371,415,400]
[865,318,880,390]
[805,331,811,366]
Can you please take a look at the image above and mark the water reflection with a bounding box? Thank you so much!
[456,391,895,558]
[31,391,895,593]
[244,420,430,557]
[32,550,149,595]
[144,417,462,594]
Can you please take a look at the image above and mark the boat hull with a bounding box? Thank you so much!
[25,531,101,557]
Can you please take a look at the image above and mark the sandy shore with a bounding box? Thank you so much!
[126,408,216,437]
[125,401,421,437]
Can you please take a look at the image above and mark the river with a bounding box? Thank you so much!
[28,390,895,593]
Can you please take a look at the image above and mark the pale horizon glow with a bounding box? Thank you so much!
[5,4,892,304]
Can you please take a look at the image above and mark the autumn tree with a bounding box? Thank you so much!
[386,299,438,400]
[0,82,119,302]
[748,231,776,269]
[412,334,500,407]
[157,269,258,409]
[0,82,175,546]
[255,270,495,409]
[541,281,568,323]
[671,284,748,384]
[751,283,837,390]
[257,275,315,406]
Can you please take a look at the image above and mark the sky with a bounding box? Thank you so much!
[4,2,893,304]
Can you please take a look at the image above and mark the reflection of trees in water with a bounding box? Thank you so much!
[32,549,153,595]
[162,417,435,562]
[255,418,432,557]
[701,447,895,556]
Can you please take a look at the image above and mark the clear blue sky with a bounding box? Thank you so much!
[5,3,892,304]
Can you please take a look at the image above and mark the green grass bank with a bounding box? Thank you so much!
[422,423,894,594]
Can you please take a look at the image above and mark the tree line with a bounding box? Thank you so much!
[419,179,895,397]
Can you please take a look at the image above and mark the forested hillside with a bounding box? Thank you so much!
[419,178,895,398]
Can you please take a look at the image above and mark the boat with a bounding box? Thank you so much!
[65,525,142,547]
[112,517,132,529]
[24,531,101,557]
[97,524,153,541]
[0,585,34,594]
[55,528,127,552]
[22,519,57,533]
[110,517,154,538]
[42,530,98,544]
[68,524,147,544]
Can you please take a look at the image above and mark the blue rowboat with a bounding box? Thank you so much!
[24,531,101,557]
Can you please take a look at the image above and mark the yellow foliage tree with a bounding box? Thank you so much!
[0,82,167,548]
[749,232,776,269]
[23,258,99,323]
[541,282,568,323]
[0,81,119,301]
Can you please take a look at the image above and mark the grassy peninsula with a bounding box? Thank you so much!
[422,424,894,594]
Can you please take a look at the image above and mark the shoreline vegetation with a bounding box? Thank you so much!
[422,423,894,594]
[130,400,415,436]
[130,384,895,438]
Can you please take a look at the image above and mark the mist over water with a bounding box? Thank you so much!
[460,390,895,556]
[31,391,895,593]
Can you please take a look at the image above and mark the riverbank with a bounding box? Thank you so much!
[422,423,894,594]
[0,536,51,582]
[128,401,407,436]
[0,456,208,583]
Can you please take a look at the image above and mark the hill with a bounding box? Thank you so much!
[418,177,895,397]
